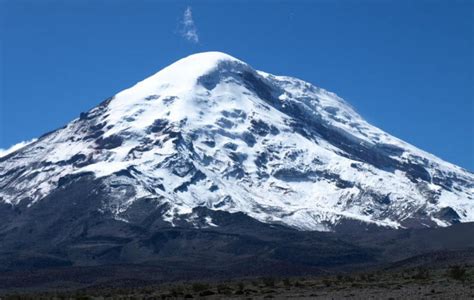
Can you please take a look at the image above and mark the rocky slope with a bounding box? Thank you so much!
[0,51,473,233]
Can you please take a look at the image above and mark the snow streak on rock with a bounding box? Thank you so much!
[0,52,472,231]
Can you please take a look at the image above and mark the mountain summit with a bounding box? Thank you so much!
[1,51,473,234]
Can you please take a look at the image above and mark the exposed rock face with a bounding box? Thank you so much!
[0,51,472,238]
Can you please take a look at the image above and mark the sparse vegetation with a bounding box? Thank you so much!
[191,282,210,293]
[2,265,473,299]
[216,283,232,295]
[412,267,430,280]
[262,277,276,287]
[448,265,468,281]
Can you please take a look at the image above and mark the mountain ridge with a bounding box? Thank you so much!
[0,51,472,232]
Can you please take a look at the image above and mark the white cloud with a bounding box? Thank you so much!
[0,138,37,158]
[180,6,199,43]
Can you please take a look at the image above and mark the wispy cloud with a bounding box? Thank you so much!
[180,6,199,43]
[0,138,37,158]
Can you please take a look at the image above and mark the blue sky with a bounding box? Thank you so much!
[1,0,473,170]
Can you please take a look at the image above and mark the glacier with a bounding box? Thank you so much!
[0,51,472,231]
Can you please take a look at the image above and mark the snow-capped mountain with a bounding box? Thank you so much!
[1,52,473,232]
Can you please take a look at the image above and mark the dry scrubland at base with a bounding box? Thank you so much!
[3,265,473,299]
